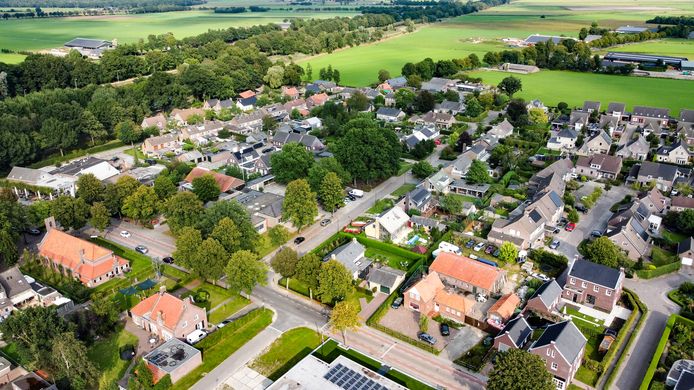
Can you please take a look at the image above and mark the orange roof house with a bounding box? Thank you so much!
[239,90,256,99]
[429,252,506,295]
[38,228,129,287]
[488,293,521,324]
[307,92,329,108]
[130,287,207,341]
[403,272,471,323]
[282,86,299,99]
[184,167,244,193]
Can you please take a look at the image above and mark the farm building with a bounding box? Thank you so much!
[603,52,688,68]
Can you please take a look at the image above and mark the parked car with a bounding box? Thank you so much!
[591,230,603,238]
[565,222,576,232]
[294,236,305,245]
[465,240,476,249]
[576,205,588,213]
[25,228,41,236]
[135,245,148,254]
[120,230,131,238]
[186,329,207,344]
[162,256,174,264]
[440,323,450,337]
[320,219,331,227]
[485,245,495,255]
[217,319,231,328]
[348,189,364,198]
[533,273,550,282]
[391,297,403,309]
[492,249,500,258]
[417,332,437,345]
[473,242,485,252]
[549,240,560,249]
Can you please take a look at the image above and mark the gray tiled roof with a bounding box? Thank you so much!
[0,266,31,300]
[326,240,370,275]
[568,259,622,289]
[367,266,405,290]
[529,280,562,308]
[496,316,532,348]
[607,102,626,114]
[532,321,586,364]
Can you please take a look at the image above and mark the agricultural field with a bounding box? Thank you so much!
[0,9,355,53]
[466,69,694,114]
[597,38,694,59]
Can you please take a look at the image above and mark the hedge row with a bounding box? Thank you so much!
[605,290,648,389]
[635,261,681,279]
[639,314,694,390]
[352,234,427,262]
[197,308,271,349]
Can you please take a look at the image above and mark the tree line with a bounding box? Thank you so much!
[0,0,203,7]
[358,0,510,22]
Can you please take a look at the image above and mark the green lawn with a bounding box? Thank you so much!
[662,229,688,245]
[278,277,371,307]
[208,296,251,324]
[88,327,138,389]
[575,366,599,386]
[564,306,605,326]
[1,343,25,365]
[397,161,413,176]
[391,183,417,198]
[364,247,413,271]
[0,53,26,64]
[367,199,394,215]
[651,247,678,267]
[250,327,322,380]
[89,238,155,295]
[181,282,243,313]
[170,308,273,390]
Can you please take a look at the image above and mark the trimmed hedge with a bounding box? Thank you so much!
[635,261,681,279]
[639,314,694,390]
[596,289,642,385]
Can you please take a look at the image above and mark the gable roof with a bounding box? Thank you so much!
[531,321,586,364]
[679,237,694,255]
[407,272,444,303]
[0,266,32,300]
[568,259,622,289]
[435,289,471,314]
[488,293,520,321]
[496,316,532,348]
[681,109,694,123]
[378,207,409,235]
[529,280,563,308]
[607,102,626,114]
[576,154,622,174]
[376,107,403,117]
[367,266,405,289]
[633,106,670,119]
[583,101,601,112]
[429,252,503,291]
[656,140,688,156]
[326,239,369,275]
[184,167,244,192]
[638,161,689,181]
[131,291,191,330]
[672,196,694,210]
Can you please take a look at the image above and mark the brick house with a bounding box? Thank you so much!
[574,154,622,180]
[528,321,587,390]
[577,131,612,156]
[141,133,179,156]
[672,196,694,212]
[403,272,472,323]
[656,141,691,165]
[183,167,245,193]
[144,338,202,384]
[494,316,532,352]
[563,259,624,312]
[524,280,563,319]
[38,227,130,288]
[429,252,506,296]
[487,293,520,325]
[130,287,207,341]
[631,106,670,127]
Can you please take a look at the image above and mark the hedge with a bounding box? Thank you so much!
[605,291,648,388]
[352,234,427,262]
[667,289,686,307]
[639,314,694,390]
[596,289,642,385]
[635,261,681,279]
[197,308,271,349]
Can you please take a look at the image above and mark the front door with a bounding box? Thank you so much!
[572,294,578,303]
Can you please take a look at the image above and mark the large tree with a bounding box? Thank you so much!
[271,247,300,280]
[412,161,435,179]
[334,121,401,184]
[498,242,518,263]
[196,200,259,249]
[192,174,221,203]
[89,202,110,233]
[122,185,158,225]
[487,349,554,390]
[584,236,622,268]
[75,173,103,205]
[163,192,204,235]
[307,157,351,192]
[173,227,203,269]
[439,194,464,214]
[270,142,315,184]
[283,179,318,231]
[194,238,228,282]
[466,160,491,184]
[225,250,268,296]
[317,260,353,304]
[103,176,141,216]
[295,253,321,300]
[153,175,177,200]
[210,217,242,254]
[497,76,523,97]
[52,195,90,230]
[330,301,361,344]
[320,172,345,213]
[51,332,98,390]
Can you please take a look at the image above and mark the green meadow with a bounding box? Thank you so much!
[466,69,694,115]
[0,9,355,53]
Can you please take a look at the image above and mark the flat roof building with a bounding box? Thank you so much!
[144,338,202,384]
[603,52,689,67]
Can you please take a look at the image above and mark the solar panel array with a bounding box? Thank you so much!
[324,364,389,390]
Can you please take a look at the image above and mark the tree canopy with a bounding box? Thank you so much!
[270,142,314,184]
[487,349,554,390]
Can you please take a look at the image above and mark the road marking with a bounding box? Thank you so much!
[381,342,396,358]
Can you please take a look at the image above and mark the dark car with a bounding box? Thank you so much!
[25,228,41,236]
[162,256,174,264]
[144,159,157,166]
[417,332,437,345]
[391,297,403,309]
[440,323,450,337]
[591,230,603,238]
[492,249,500,258]
[576,205,588,213]
[294,236,305,245]
[485,245,495,255]
[135,245,148,254]
[465,240,476,249]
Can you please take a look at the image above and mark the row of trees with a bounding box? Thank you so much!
[0,0,202,7]
[358,0,509,22]
[401,54,481,84]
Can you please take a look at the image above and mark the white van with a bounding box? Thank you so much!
[186,329,207,345]
[349,189,364,198]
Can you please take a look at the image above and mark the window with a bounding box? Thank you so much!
[546,349,551,356]
[593,285,599,292]
[551,350,555,358]
[581,281,587,288]
[551,362,558,371]
[570,277,575,285]
[606,289,612,296]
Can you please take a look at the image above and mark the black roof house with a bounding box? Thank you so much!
[65,38,112,49]
[531,320,587,364]
[568,259,622,289]
[496,316,532,348]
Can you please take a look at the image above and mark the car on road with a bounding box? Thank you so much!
[591,230,603,238]
[162,256,174,264]
[465,240,476,249]
[575,205,588,213]
[217,319,232,328]
[25,228,41,236]
[391,297,403,309]
[186,329,207,344]
[485,245,495,255]
[440,323,450,337]
[120,230,131,238]
[565,222,576,232]
[549,240,560,249]
[473,242,485,252]
[135,245,148,254]
[417,332,437,345]
[294,236,305,245]
[320,219,331,227]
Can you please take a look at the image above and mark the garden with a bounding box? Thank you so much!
[181,283,250,324]
[250,327,322,381]
[87,327,139,389]
[669,282,694,321]
[641,314,694,390]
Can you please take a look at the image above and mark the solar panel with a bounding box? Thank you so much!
[323,363,391,390]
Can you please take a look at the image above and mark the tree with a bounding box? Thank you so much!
[225,250,267,296]
[192,174,221,203]
[439,194,464,214]
[263,65,285,89]
[295,253,321,300]
[506,98,529,125]
[528,107,549,125]
[412,161,435,179]
[584,237,622,268]
[567,208,580,223]
[674,182,694,197]
[283,179,318,231]
[122,185,158,225]
[0,229,18,267]
[75,173,103,205]
[271,248,299,281]
[194,238,228,282]
[332,69,341,84]
[115,120,142,144]
[464,96,484,117]
[414,91,436,113]
[307,157,351,192]
[89,202,110,233]
[268,225,290,246]
[579,27,588,40]
[305,63,313,81]
[153,175,177,200]
[270,142,315,183]
[79,110,107,146]
[320,172,344,213]
[317,260,353,304]
[498,242,518,263]
[378,69,391,83]
[51,332,98,390]
[196,201,259,248]
[173,227,203,269]
[394,88,415,110]
[497,76,522,97]
[262,115,278,133]
[210,217,242,254]
[163,192,204,235]
[52,196,90,230]
[346,92,369,112]
[104,176,141,216]
[334,122,401,184]
[330,301,361,344]
[467,160,491,184]
[487,349,554,390]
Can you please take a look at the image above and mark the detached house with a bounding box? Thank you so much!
[404,272,472,323]
[582,101,601,113]
[564,259,624,311]
[365,206,410,243]
[184,167,244,194]
[434,100,465,115]
[631,106,670,127]
[569,111,590,131]
[607,102,626,118]
[599,115,621,136]
[236,96,257,111]
[547,128,578,151]
[575,154,622,179]
[628,161,691,192]
[142,133,179,156]
[141,113,167,130]
[170,108,205,125]
[529,321,587,390]
[376,107,405,122]
[577,130,612,156]
[324,238,372,280]
[488,119,514,139]
[429,252,506,296]
[678,237,694,274]
[616,135,650,161]
[130,287,207,341]
[409,112,456,129]
[403,187,434,214]
[656,141,691,165]
[38,227,130,287]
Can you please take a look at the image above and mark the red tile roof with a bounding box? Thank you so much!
[308,93,329,106]
[131,292,186,330]
[430,252,503,291]
[407,272,444,303]
[184,167,244,193]
[435,290,471,314]
[239,90,256,99]
[488,293,520,322]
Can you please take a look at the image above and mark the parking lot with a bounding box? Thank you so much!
[379,305,460,351]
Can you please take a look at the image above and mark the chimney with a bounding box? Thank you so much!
[44,216,56,232]
[352,237,357,243]
[159,285,166,295]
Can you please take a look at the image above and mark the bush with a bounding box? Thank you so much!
[635,262,681,279]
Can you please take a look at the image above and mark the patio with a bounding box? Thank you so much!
[124,317,163,355]
[560,298,632,327]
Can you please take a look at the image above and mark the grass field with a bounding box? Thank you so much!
[88,328,138,389]
[0,9,355,53]
[466,69,694,115]
[250,327,322,380]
